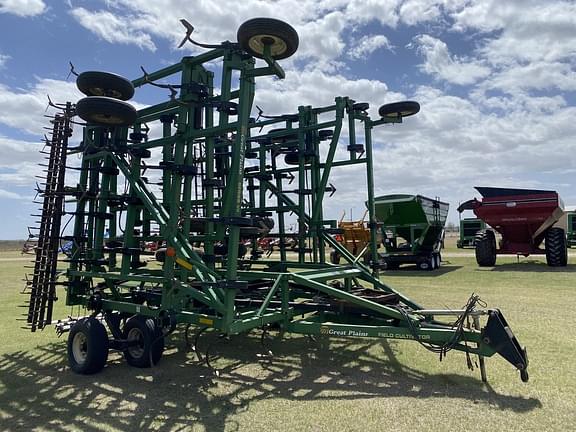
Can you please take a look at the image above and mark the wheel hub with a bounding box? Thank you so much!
[248,34,287,57]
[127,328,145,358]
[88,86,124,99]
[72,332,88,363]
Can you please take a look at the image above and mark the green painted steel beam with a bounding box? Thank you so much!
[290,274,405,320]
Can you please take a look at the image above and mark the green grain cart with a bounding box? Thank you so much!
[567,211,576,248]
[457,218,486,248]
[374,194,449,270]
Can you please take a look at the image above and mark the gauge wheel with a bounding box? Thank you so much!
[77,71,135,100]
[378,101,420,119]
[67,317,109,374]
[76,96,137,126]
[237,18,299,60]
[123,315,164,368]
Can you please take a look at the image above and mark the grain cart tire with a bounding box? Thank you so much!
[237,18,299,60]
[77,71,135,100]
[76,96,137,126]
[545,227,567,267]
[475,229,497,266]
[330,250,341,264]
[67,317,109,375]
[123,316,164,368]
[378,101,420,119]
[362,252,371,265]
[418,258,433,271]
[431,253,440,270]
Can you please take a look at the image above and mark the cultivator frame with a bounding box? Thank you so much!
[23,18,529,383]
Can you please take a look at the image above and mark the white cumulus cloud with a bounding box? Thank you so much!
[0,78,83,135]
[412,34,491,85]
[348,35,391,60]
[0,0,45,17]
[70,7,157,51]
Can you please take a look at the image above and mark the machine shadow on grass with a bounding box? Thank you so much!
[0,333,541,431]
[381,264,462,277]
[484,262,576,273]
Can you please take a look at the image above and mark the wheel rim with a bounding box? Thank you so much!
[127,328,145,359]
[72,332,88,364]
[248,34,288,58]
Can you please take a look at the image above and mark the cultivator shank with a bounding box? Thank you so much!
[23,18,529,383]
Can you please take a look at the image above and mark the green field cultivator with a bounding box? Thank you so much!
[22,18,528,383]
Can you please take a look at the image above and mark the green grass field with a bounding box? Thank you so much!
[1,241,575,431]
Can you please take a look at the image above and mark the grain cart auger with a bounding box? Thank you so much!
[22,18,529,383]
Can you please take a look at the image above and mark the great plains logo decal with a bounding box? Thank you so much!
[319,326,368,337]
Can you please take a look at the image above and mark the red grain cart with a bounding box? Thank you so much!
[458,187,567,267]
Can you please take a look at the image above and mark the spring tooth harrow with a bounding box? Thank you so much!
[23,18,528,382]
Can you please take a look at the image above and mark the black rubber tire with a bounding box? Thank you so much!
[76,96,137,126]
[378,101,420,119]
[67,317,109,375]
[77,71,135,100]
[261,217,275,230]
[430,254,438,270]
[352,102,369,112]
[362,253,371,265]
[418,257,433,271]
[237,18,299,60]
[123,316,164,368]
[385,261,399,270]
[330,250,341,264]
[268,128,298,143]
[155,248,167,263]
[284,152,312,165]
[475,229,497,267]
[545,227,567,267]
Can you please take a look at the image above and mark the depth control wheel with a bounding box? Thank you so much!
[67,317,109,375]
[237,18,299,60]
[77,71,135,100]
[123,315,164,368]
[76,96,137,126]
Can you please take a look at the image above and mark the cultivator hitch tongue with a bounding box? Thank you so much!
[483,309,529,382]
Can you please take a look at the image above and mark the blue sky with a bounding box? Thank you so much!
[1,0,576,239]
